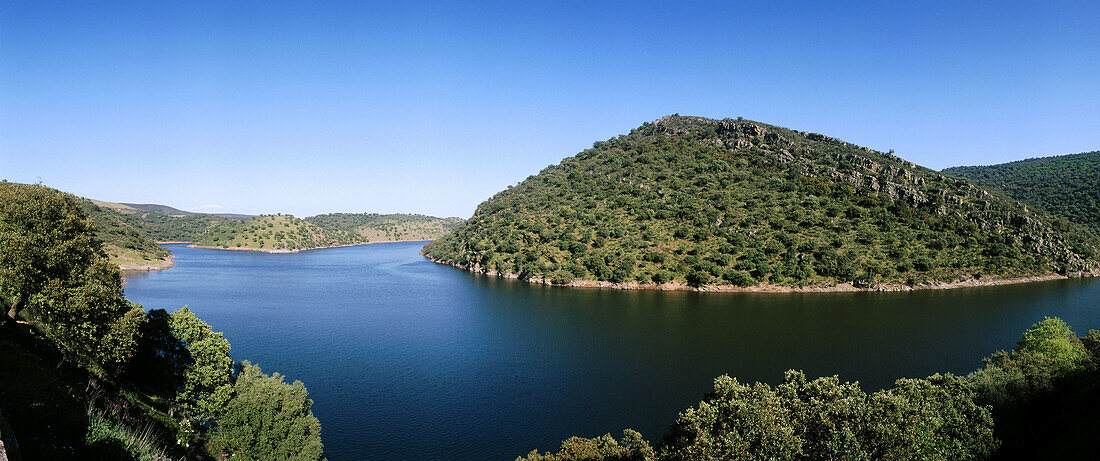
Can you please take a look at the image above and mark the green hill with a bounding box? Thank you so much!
[944,151,1100,233]
[423,115,1100,290]
[86,200,459,253]
[305,213,464,242]
[192,214,364,252]
[80,199,172,268]
[1,183,323,460]
[91,200,241,242]
[120,203,255,220]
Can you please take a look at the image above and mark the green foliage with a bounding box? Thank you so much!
[211,361,324,461]
[192,214,365,251]
[306,212,464,242]
[1015,317,1087,369]
[968,317,1090,406]
[0,183,146,370]
[86,410,176,461]
[168,307,234,425]
[659,371,994,461]
[945,151,1100,233]
[518,430,655,461]
[81,200,171,264]
[1,183,326,459]
[107,205,240,243]
[965,318,1100,460]
[426,116,1100,288]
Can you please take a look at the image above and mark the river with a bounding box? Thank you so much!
[122,242,1100,460]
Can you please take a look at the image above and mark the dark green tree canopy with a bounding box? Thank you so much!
[0,182,145,369]
[212,361,324,461]
[945,151,1100,234]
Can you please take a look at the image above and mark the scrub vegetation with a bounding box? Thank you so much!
[90,200,463,253]
[945,150,1100,233]
[0,183,324,460]
[192,214,363,251]
[81,199,172,266]
[425,115,1100,289]
[306,212,464,242]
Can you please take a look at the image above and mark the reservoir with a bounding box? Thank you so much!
[123,242,1100,460]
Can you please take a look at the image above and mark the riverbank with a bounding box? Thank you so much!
[117,255,175,272]
[425,256,1100,293]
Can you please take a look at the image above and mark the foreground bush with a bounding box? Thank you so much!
[211,362,324,461]
[524,316,1100,461]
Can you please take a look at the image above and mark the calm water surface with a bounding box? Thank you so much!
[124,242,1100,460]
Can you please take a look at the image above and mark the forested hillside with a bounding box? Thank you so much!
[89,201,460,253]
[192,214,364,251]
[0,183,324,460]
[92,200,241,242]
[81,199,172,267]
[424,115,1100,289]
[944,151,1100,233]
[306,212,464,242]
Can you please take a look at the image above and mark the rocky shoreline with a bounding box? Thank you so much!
[424,255,1099,293]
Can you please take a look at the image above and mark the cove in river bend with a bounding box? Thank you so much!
[123,242,1100,460]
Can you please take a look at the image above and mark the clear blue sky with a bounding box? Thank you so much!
[2,1,1098,218]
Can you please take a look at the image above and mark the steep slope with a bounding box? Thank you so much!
[944,151,1100,233]
[81,199,172,269]
[305,213,464,242]
[191,214,364,252]
[424,115,1100,290]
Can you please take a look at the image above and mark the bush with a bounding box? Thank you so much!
[211,362,324,461]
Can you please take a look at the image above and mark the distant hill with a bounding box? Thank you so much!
[305,213,464,242]
[88,199,459,253]
[120,203,254,220]
[80,199,172,268]
[944,151,1100,233]
[111,209,237,243]
[424,115,1100,290]
[191,214,364,252]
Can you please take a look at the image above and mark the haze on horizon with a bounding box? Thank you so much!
[2,1,1098,218]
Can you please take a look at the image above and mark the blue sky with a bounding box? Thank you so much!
[2,1,1098,218]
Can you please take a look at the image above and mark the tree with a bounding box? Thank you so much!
[0,183,100,321]
[518,430,654,461]
[126,308,193,401]
[169,307,234,424]
[659,370,995,461]
[212,362,324,461]
[865,374,996,460]
[0,183,145,370]
[660,374,801,461]
[1016,317,1087,370]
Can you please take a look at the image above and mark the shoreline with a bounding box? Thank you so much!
[187,239,431,254]
[424,255,1100,293]
[118,255,175,273]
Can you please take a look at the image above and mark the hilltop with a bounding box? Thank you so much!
[423,115,1100,291]
[945,151,1100,234]
[306,213,464,242]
